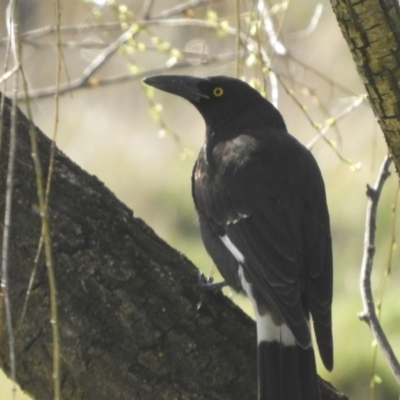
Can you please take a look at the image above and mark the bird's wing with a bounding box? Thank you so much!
[224,196,312,348]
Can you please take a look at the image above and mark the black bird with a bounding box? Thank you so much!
[144,75,333,400]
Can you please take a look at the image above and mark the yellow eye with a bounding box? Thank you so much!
[213,87,224,97]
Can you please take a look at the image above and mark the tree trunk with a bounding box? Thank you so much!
[0,94,347,399]
[330,0,400,173]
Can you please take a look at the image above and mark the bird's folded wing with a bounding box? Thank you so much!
[223,196,312,348]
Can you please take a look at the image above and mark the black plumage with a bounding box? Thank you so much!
[144,75,333,400]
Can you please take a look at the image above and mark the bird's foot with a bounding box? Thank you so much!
[196,273,227,310]
[198,273,227,291]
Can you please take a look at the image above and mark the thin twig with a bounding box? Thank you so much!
[0,65,19,85]
[41,0,63,398]
[15,52,237,100]
[20,67,61,400]
[1,77,18,399]
[257,0,286,56]
[141,0,156,19]
[9,2,63,397]
[274,72,359,167]
[0,1,14,155]
[0,21,122,44]
[81,30,134,80]
[290,3,323,37]
[358,154,400,385]
[13,28,139,99]
[153,0,211,19]
[47,0,62,202]
[286,54,357,97]
[235,0,241,78]
[370,183,400,398]
[306,94,367,150]
[1,2,20,398]
[17,237,43,330]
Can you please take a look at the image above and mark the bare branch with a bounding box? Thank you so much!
[358,154,400,385]
[153,0,211,20]
[1,2,21,397]
[257,0,287,56]
[0,66,19,85]
[141,0,156,20]
[14,28,139,99]
[306,94,367,150]
[15,52,237,100]
[1,9,361,172]
[294,4,324,37]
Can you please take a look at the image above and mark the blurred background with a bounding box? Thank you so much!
[0,0,399,399]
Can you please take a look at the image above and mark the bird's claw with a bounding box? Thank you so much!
[196,273,227,310]
[197,273,227,291]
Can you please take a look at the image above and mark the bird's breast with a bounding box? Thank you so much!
[192,138,257,225]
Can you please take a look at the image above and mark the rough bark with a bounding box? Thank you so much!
[0,95,347,399]
[330,0,400,174]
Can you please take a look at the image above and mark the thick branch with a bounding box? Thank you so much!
[358,155,400,384]
[330,0,400,174]
[0,95,348,399]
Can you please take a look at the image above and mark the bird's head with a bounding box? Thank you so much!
[143,75,286,137]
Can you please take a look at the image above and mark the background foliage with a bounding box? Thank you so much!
[0,0,399,399]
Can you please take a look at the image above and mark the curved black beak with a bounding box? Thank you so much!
[143,75,208,103]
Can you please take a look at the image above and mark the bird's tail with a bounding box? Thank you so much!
[258,340,320,400]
